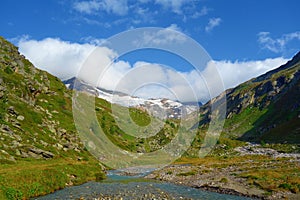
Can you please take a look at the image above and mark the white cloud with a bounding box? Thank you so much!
[73,0,102,14]
[72,1,208,26]
[103,0,128,15]
[154,0,191,14]
[73,0,128,16]
[205,17,222,32]
[258,31,300,53]
[212,58,288,89]
[17,37,115,80]
[191,6,210,18]
[134,24,186,46]
[18,38,288,103]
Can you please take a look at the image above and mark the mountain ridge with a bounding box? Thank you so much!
[198,51,300,143]
[64,77,201,119]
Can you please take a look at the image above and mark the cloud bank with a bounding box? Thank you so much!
[18,37,288,103]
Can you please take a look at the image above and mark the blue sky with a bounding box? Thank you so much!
[0,0,299,102]
[1,0,299,60]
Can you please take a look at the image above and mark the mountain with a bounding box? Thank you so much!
[198,51,300,143]
[64,77,200,119]
[0,37,104,199]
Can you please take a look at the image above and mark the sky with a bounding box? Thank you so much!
[0,0,299,103]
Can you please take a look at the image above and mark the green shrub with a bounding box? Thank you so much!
[220,177,228,183]
[279,183,292,190]
[95,172,106,181]
[4,67,13,74]
[177,171,196,176]
[4,187,23,200]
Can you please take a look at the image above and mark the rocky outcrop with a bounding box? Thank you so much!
[0,36,89,162]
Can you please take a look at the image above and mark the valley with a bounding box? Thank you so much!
[0,36,300,200]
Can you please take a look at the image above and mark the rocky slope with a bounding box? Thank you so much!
[0,36,98,162]
[198,51,300,143]
[0,36,107,199]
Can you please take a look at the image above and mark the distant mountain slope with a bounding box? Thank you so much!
[199,51,300,143]
[64,77,200,119]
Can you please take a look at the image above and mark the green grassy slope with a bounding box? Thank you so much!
[198,52,300,144]
[0,36,105,199]
[94,97,180,153]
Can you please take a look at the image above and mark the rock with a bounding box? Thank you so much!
[1,125,14,135]
[28,151,41,159]
[14,134,22,141]
[20,151,29,158]
[58,128,67,137]
[42,86,49,92]
[0,149,9,155]
[16,149,21,156]
[11,140,21,148]
[8,106,18,116]
[40,140,48,146]
[63,143,74,150]
[0,150,16,163]
[12,121,21,128]
[48,125,56,134]
[17,115,24,121]
[28,147,54,159]
[0,91,4,98]
[55,143,63,150]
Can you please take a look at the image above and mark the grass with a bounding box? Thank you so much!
[0,158,105,200]
[224,106,268,137]
[129,107,151,127]
[239,166,300,193]
[93,95,181,153]
[176,170,197,176]
[0,37,106,200]
[175,154,300,195]
[220,177,228,183]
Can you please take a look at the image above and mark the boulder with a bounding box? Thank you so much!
[1,125,14,135]
[28,147,54,159]
[17,115,24,121]
[8,106,18,116]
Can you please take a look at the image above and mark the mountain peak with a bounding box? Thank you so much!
[254,51,300,82]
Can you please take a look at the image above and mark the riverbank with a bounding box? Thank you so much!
[145,151,300,200]
[33,172,251,200]
[0,158,105,199]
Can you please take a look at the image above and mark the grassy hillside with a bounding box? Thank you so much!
[198,52,300,144]
[94,97,180,153]
[0,37,105,199]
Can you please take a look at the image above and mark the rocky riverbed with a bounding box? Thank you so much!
[145,144,300,200]
[33,143,300,200]
[33,170,251,200]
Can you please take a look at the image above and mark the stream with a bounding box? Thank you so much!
[33,169,252,200]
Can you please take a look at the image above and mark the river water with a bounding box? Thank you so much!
[33,169,252,200]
